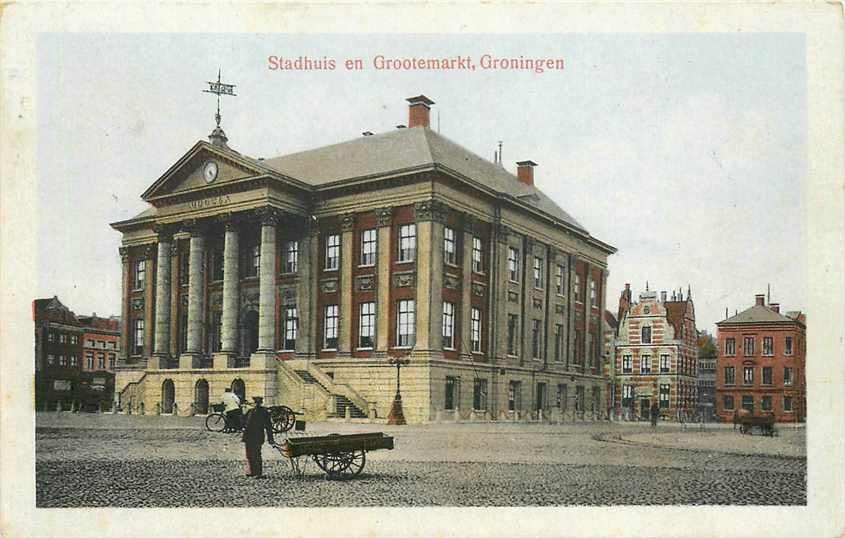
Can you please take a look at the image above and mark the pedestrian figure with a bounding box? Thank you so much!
[650,401,659,428]
[241,396,276,478]
[221,387,241,432]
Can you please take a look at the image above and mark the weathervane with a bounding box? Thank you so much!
[203,68,237,127]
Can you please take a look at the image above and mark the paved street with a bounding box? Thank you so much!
[36,413,806,507]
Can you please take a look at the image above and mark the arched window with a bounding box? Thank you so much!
[161,379,175,414]
[195,379,209,414]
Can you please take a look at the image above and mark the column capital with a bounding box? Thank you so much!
[170,243,179,257]
[153,223,177,242]
[307,218,321,237]
[119,246,130,262]
[180,218,208,237]
[340,212,356,232]
[414,199,447,223]
[375,206,394,227]
[256,206,282,227]
[463,213,480,234]
[139,243,156,259]
[216,211,243,231]
[496,224,512,243]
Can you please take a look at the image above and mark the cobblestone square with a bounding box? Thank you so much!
[36,414,806,507]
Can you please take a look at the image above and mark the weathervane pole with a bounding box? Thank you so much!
[203,68,237,129]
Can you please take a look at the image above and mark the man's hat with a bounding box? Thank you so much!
[253,396,264,404]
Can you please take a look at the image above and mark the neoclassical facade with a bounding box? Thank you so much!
[111,95,615,423]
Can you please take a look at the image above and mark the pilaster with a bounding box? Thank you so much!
[375,207,393,353]
[118,246,130,364]
[296,222,315,359]
[413,200,446,353]
[338,213,355,355]
[459,215,474,360]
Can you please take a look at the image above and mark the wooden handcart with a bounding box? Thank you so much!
[275,432,394,478]
[736,413,777,436]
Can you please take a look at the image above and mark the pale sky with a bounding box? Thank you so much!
[36,33,806,332]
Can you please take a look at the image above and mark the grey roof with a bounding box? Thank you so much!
[719,304,797,324]
[258,126,586,232]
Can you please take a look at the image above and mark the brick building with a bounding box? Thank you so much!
[714,294,806,423]
[109,95,615,422]
[696,330,717,420]
[78,315,120,372]
[614,284,699,421]
[33,296,83,410]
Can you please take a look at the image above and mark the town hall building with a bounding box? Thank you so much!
[110,94,616,423]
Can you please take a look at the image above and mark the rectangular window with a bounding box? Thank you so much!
[531,320,541,359]
[473,379,487,410]
[132,319,144,355]
[660,354,670,373]
[558,384,569,411]
[784,367,793,386]
[325,234,340,271]
[724,366,736,385]
[283,306,298,350]
[471,236,483,273]
[398,224,416,262]
[507,314,518,355]
[396,299,415,347]
[621,384,633,407]
[48,332,55,343]
[507,247,519,282]
[70,335,78,344]
[723,395,735,410]
[659,384,670,409]
[211,247,224,281]
[590,280,597,306]
[555,264,565,295]
[725,337,736,356]
[323,305,339,349]
[554,324,563,361]
[743,366,754,385]
[445,376,459,410]
[59,355,67,367]
[108,353,115,369]
[358,302,375,349]
[360,229,376,266]
[574,274,581,301]
[741,395,754,413]
[86,353,94,370]
[783,396,793,412]
[622,355,632,373]
[133,259,146,290]
[533,257,543,288]
[743,336,754,356]
[761,395,772,411]
[641,326,652,344]
[443,227,457,265]
[508,380,522,411]
[59,334,67,344]
[470,307,482,352]
[763,336,773,356]
[284,241,299,273]
[97,354,105,370]
[640,355,652,374]
[785,336,793,355]
[442,302,455,350]
[250,245,261,277]
[536,382,547,411]
[47,354,55,366]
[762,367,773,385]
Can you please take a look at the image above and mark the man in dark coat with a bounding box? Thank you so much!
[241,396,276,478]
[650,400,660,428]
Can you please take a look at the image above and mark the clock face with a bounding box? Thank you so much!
[203,160,219,183]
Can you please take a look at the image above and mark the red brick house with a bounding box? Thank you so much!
[33,296,83,410]
[715,294,806,423]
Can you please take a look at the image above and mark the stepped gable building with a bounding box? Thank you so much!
[33,296,83,410]
[110,95,616,423]
[614,284,699,421]
[714,294,806,423]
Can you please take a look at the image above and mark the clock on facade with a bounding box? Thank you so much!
[203,160,219,183]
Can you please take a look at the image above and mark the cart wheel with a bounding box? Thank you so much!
[342,450,366,476]
[206,413,226,432]
[314,452,352,475]
[273,406,296,434]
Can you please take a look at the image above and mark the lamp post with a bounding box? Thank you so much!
[387,357,410,425]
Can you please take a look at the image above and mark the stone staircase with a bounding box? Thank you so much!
[293,368,368,419]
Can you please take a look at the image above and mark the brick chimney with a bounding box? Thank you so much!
[407,95,435,128]
[516,160,537,186]
[755,294,765,306]
[770,303,780,313]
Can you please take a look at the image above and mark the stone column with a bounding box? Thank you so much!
[413,200,445,354]
[460,215,474,361]
[181,220,205,368]
[521,237,532,365]
[296,222,316,359]
[169,242,180,357]
[150,227,173,369]
[253,208,280,368]
[338,213,355,355]
[567,254,579,373]
[493,223,511,361]
[214,214,239,369]
[375,207,393,354]
[118,246,131,366]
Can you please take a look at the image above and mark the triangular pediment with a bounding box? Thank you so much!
[141,141,273,202]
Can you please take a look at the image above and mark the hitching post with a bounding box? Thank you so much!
[387,358,410,425]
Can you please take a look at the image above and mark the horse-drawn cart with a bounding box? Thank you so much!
[275,432,394,478]
[735,412,777,436]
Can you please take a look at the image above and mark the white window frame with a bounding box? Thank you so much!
[555,264,565,295]
[762,336,774,356]
[533,257,543,289]
[358,302,376,349]
[398,224,416,263]
[725,337,736,356]
[283,305,298,350]
[471,236,483,273]
[762,366,773,385]
[86,353,94,370]
[725,366,736,385]
[133,319,144,356]
[133,259,146,290]
[783,367,793,386]
[784,336,793,355]
[743,366,754,385]
[507,247,519,282]
[574,274,581,302]
[470,307,482,353]
[590,280,597,306]
[531,319,541,359]
[743,336,755,356]
[442,301,456,350]
[443,227,457,265]
[622,355,632,373]
[284,240,298,273]
[640,355,651,374]
[396,299,415,348]
[360,229,377,267]
[660,354,670,373]
[325,234,340,271]
[323,305,339,350]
